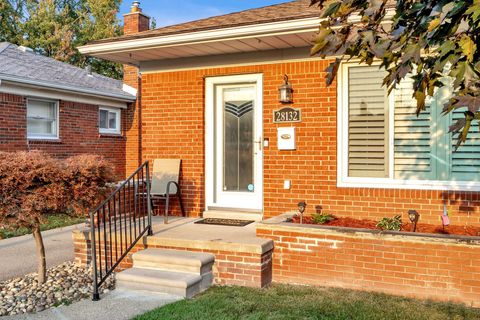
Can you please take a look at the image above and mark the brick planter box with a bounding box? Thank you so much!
[257,214,480,307]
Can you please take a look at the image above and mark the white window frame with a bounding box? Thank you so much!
[26,98,59,140]
[99,107,121,135]
[337,62,480,192]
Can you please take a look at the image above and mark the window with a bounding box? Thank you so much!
[339,63,480,190]
[99,107,121,134]
[27,99,58,139]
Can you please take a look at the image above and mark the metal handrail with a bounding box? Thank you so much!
[90,161,152,301]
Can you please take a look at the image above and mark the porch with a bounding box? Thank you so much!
[73,216,274,291]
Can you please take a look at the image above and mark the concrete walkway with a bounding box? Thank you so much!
[3,289,182,320]
[0,224,84,281]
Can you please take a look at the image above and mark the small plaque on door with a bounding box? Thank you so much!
[273,107,301,123]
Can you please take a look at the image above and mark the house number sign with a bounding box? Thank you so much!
[273,107,302,123]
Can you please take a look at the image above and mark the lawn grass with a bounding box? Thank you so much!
[0,214,85,239]
[133,284,480,320]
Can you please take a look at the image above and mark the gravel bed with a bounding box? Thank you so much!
[0,261,114,317]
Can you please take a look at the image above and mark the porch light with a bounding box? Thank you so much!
[408,210,420,232]
[279,74,293,104]
[298,201,306,224]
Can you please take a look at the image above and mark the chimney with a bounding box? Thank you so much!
[123,1,150,35]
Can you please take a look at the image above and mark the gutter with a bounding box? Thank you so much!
[78,9,395,57]
[0,73,137,102]
[78,17,323,55]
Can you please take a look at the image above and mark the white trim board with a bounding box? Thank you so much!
[205,73,264,211]
[79,17,322,55]
[0,81,129,109]
[79,10,395,58]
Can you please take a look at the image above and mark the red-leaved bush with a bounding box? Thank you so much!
[0,151,114,282]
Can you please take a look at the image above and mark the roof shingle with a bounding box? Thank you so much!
[91,0,316,45]
[0,42,135,101]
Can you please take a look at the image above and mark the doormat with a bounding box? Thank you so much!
[194,218,255,227]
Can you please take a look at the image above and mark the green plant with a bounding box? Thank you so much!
[376,215,402,231]
[312,213,336,225]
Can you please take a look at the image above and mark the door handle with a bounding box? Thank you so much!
[254,137,262,152]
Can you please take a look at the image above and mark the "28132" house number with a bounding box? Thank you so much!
[273,107,302,123]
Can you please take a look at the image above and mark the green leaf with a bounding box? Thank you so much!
[428,18,441,32]
[322,2,342,18]
[459,35,476,62]
[311,29,333,56]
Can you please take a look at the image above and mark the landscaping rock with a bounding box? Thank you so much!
[0,261,115,317]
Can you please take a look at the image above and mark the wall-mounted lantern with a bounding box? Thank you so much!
[408,210,420,232]
[279,74,293,104]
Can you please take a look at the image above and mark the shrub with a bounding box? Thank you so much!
[312,213,336,225]
[0,151,114,283]
[376,215,403,231]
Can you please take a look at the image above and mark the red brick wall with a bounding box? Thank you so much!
[0,93,27,152]
[123,11,149,174]
[257,223,480,307]
[0,93,126,178]
[135,60,480,226]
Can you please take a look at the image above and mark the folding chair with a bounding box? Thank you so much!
[150,159,185,224]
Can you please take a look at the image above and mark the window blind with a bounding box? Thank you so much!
[348,66,389,178]
[27,100,57,138]
[393,77,434,180]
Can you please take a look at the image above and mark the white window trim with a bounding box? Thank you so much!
[337,62,480,192]
[99,107,121,135]
[26,98,59,140]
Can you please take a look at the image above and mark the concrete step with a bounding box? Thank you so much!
[116,268,203,298]
[203,210,263,222]
[132,249,215,275]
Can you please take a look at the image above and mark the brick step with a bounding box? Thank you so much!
[116,268,203,298]
[132,248,215,275]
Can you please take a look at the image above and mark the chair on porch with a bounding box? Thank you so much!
[150,159,185,222]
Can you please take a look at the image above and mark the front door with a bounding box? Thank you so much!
[205,74,263,211]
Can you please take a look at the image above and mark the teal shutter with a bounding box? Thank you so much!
[394,78,435,180]
[449,107,480,181]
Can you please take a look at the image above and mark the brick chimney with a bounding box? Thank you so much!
[123,1,150,35]
[123,1,150,176]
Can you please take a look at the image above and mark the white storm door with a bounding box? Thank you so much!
[205,74,263,211]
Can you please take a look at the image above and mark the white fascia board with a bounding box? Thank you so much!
[123,83,138,96]
[0,74,136,102]
[78,9,395,56]
[78,17,322,55]
[0,80,129,109]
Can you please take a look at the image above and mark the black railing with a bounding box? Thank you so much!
[90,161,152,301]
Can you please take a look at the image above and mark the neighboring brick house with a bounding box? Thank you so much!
[0,42,137,178]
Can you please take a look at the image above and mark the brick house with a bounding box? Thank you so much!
[75,0,480,305]
[79,0,480,225]
[0,42,137,177]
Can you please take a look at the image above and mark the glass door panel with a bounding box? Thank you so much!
[222,87,255,192]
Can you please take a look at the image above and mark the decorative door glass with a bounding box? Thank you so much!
[222,86,255,192]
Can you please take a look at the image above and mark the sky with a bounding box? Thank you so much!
[119,0,290,27]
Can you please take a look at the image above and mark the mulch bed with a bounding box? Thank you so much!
[291,216,480,237]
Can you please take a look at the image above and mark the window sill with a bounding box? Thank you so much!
[337,178,480,192]
[99,133,124,138]
[28,138,61,144]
